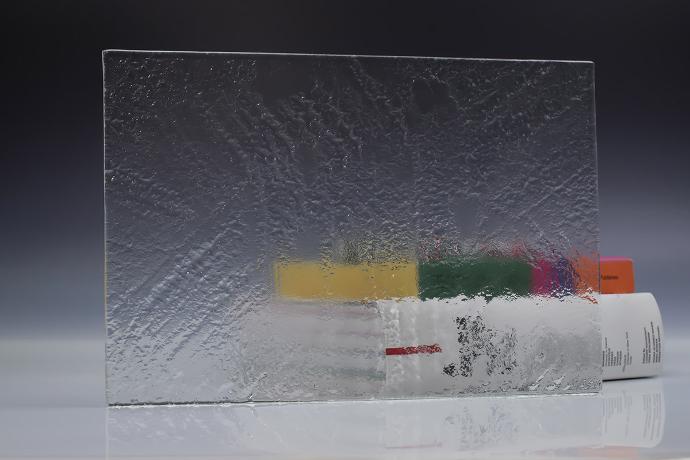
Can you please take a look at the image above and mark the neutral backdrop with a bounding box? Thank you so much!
[2,0,688,339]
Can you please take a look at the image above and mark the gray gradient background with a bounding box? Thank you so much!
[1,3,688,341]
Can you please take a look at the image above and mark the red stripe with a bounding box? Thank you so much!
[385,344,442,356]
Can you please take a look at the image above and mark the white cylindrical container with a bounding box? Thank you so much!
[601,293,664,380]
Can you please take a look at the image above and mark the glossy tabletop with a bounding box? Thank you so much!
[1,335,689,459]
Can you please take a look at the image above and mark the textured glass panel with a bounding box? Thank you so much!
[104,51,600,404]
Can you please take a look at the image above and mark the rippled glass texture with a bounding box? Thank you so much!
[104,51,600,404]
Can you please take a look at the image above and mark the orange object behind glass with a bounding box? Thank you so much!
[600,257,635,294]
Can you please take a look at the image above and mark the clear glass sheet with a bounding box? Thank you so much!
[104,51,600,404]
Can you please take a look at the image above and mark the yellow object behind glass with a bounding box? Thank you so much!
[274,262,418,301]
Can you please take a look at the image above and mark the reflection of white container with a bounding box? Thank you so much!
[601,293,664,380]
[602,377,665,448]
[107,379,665,456]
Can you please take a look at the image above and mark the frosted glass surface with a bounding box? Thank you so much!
[104,51,600,405]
